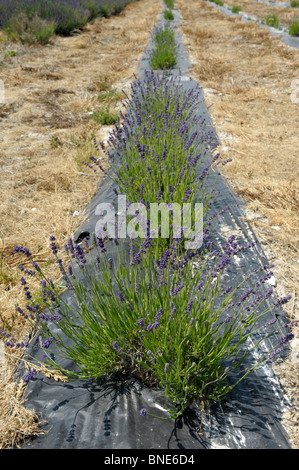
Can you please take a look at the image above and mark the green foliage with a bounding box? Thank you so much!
[150,26,177,70]
[5,13,55,44]
[3,50,17,59]
[288,20,299,36]
[164,9,174,20]
[16,237,293,419]
[97,90,124,102]
[290,1,299,7]
[164,0,175,8]
[265,14,280,29]
[231,5,242,13]
[207,0,224,5]
[92,107,118,125]
[99,5,110,18]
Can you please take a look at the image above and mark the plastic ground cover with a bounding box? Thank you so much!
[205,0,299,49]
[18,8,293,449]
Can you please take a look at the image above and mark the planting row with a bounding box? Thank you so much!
[0,0,139,42]
[206,0,299,36]
[5,62,296,420]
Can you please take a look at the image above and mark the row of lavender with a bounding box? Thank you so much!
[0,0,138,35]
[4,66,296,420]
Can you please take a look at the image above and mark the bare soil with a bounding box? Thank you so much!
[177,0,299,448]
[0,0,162,448]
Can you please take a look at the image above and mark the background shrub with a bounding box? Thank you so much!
[6,13,55,44]
[0,0,137,37]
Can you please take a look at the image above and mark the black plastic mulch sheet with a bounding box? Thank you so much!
[19,9,292,449]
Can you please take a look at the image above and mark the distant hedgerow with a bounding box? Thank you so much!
[0,0,137,37]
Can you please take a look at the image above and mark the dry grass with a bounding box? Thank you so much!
[177,0,299,447]
[0,0,162,448]
[222,0,299,28]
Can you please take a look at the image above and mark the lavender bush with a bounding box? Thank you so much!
[164,0,175,9]
[0,0,137,36]
[87,71,224,258]
[5,234,295,419]
[149,24,177,70]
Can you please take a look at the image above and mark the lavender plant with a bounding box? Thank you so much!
[164,0,175,8]
[86,71,222,258]
[0,0,137,36]
[6,12,56,44]
[164,9,174,21]
[149,25,178,70]
[289,20,299,36]
[6,235,295,419]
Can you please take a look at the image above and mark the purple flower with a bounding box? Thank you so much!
[278,333,294,346]
[168,306,176,321]
[130,252,141,266]
[14,245,32,258]
[269,347,284,360]
[183,187,192,202]
[112,341,122,354]
[185,300,193,316]
[224,313,233,324]
[171,283,184,297]
[154,309,163,322]
[264,318,277,328]
[273,294,292,307]
[145,322,160,331]
[49,236,58,256]
[23,369,37,383]
[140,408,147,416]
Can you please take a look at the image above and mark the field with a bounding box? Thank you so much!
[178,0,299,445]
[0,0,298,448]
[0,0,163,447]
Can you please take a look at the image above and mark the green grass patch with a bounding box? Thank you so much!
[3,50,17,59]
[91,107,118,125]
[288,19,299,35]
[97,90,124,103]
[265,14,280,29]
[231,5,242,13]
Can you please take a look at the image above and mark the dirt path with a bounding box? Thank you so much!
[176,0,299,447]
[0,0,162,448]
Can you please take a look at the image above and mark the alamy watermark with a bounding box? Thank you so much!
[95,195,204,249]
